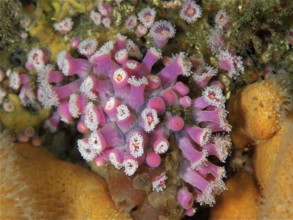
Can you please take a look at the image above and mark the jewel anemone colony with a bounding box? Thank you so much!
[18,1,239,217]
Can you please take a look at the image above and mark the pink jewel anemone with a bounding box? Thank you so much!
[35,34,232,217]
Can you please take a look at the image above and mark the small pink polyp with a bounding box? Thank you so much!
[103,97,120,119]
[90,51,119,76]
[98,2,112,16]
[102,17,112,29]
[146,75,161,91]
[123,154,139,176]
[127,130,147,158]
[44,68,64,84]
[215,9,230,29]
[192,65,217,89]
[125,15,138,30]
[177,187,194,210]
[77,117,89,134]
[99,123,124,148]
[84,102,106,131]
[152,173,167,192]
[127,76,148,112]
[112,68,129,88]
[31,135,42,147]
[203,135,231,162]
[126,39,143,59]
[109,148,125,169]
[19,85,36,107]
[135,25,148,37]
[89,130,107,154]
[17,132,29,143]
[52,78,83,101]
[209,80,225,90]
[24,127,35,138]
[77,138,97,162]
[197,161,226,181]
[77,38,97,57]
[157,53,191,87]
[141,47,162,73]
[185,126,211,146]
[141,108,159,133]
[179,0,202,24]
[116,104,136,132]
[114,49,128,64]
[26,48,49,70]
[202,121,231,133]
[173,81,190,96]
[146,151,161,168]
[90,10,102,25]
[44,113,60,132]
[57,101,73,124]
[194,108,228,128]
[160,89,178,106]
[153,136,169,154]
[178,137,207,169]
[179,160,211,195]
[192,85,225,109]
[147,97,166,114]
[114,34,127,51]
[167,116,185,131]
[95,156,106,167]
[138,7,156,28]
[80,75,113,100]
[9,72,31,90]
[149,20,175,48]
[68,93,87,118]
[71,38,80,48]
[62,57,92,78]
[123,60,141,76]
[185,208,196,217]
[179,96,192,108]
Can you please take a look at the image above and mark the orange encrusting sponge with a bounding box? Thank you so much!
[256,114,293,219]
[228,80,285,149]
[210,171,259,220]
[0,135,131,220]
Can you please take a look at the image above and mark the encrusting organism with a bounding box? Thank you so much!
[228,78,290,149]
[210,171,259,220]
[257,112,293,219]
[0,128,131,220]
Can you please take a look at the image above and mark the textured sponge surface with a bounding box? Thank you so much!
[0,133,130,220]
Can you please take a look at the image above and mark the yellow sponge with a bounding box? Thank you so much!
[0,94,49,134]
[255,114,293,219]
[0,132,131,220]
[228,79,286,149]
[210,171,259,220]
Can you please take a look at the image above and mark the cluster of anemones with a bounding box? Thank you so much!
[3,48,51,110]
[90,2,113,29]
[208,9,230,54]
[125,7,156,35]
[125,7,176,48]
[16,126,42,146]
[0,66,43,146]
[0,69,15,112]
[5,48,48,109]
[30,33,231,217]
[207,10,244,79]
